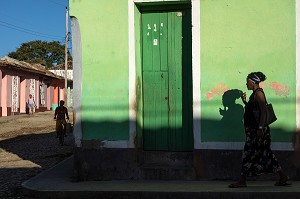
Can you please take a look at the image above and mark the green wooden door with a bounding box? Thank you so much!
[142,10,193,151]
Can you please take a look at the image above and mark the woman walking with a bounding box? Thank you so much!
[229,72,290,188]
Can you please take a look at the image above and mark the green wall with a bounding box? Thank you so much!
[70,0,297,144]
[70,0,129,140]
[200,0,296,142]
[134,6,143,148]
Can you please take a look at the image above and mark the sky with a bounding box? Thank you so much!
[0,0,70,58]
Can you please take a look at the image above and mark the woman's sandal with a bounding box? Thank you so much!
[274,176,292,186]
[274,181,292,186]
[228,182,247,188]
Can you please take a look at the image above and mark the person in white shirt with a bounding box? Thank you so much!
[27,94,36,115]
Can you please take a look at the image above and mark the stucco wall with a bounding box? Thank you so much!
[70,0,130,141]
[69,0,300,182]
[200,0,296,143]
[0,70,2,107]
[70,0,298,148]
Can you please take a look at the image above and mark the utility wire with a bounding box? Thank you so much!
[0,20,64,40]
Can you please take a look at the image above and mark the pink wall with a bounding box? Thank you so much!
[1,74,7,116]
[0,71,1,116]
[0,67,61,116]
[20,77,26,113]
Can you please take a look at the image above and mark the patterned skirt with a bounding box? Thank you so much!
[241,126,282,176]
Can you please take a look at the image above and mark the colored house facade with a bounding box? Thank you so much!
[0,56,65,116]
[70,0,300,181]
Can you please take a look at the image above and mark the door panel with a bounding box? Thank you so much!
[142,13,168,72]
[142,10,192,151]
[143,72,169,150]
[168,12,183,150]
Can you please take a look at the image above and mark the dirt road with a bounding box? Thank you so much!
[0,110,74,198]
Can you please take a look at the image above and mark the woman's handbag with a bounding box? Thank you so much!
[253,89,277,126]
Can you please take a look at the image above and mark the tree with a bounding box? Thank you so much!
[8,40,71,68]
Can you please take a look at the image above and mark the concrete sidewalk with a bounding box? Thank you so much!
[22,156,300,199]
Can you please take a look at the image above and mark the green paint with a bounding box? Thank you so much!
[142,12,170,150]
[69,0,296,144]
[200,0,296,142]
[52,104,58,111]
[142,11,193,151]
[135,6,143,148]
[70,0,129,140]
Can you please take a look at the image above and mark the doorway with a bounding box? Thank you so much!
[142,9,193,151]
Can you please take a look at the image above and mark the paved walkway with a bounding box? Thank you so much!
[22,156,300,199]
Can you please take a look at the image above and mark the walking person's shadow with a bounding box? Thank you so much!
[219,89,244,141]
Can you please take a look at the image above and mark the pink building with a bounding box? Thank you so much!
[0,56,65,116]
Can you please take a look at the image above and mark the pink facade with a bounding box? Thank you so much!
[20,77,26,113]
[0,70,2,116]
[1,73,8,116]
[0,57,64,117]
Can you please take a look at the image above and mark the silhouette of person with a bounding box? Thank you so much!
[219,89,244,141]
[54,100,69,138]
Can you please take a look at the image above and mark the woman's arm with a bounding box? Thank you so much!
[256,90,267,131]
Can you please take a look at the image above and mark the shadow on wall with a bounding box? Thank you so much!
[0,120,298,183]
[292,130,300,168]
[78,118,297,143]
[78,90,296,144]
[76,118,300,180]
[218,89,244,141]
[202,88,245,142]
[202,88,295,143]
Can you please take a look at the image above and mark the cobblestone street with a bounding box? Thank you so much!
[0,111,74,199]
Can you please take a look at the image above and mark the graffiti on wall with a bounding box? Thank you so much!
[206,82,229,101]
[205,81,289,101]
[29,79,35,99]
[270,82,289,96]
[11,76,19,112]
[40,82,45,106]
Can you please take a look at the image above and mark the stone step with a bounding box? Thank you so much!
[141,165,196,180]
[139,151,193,167]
